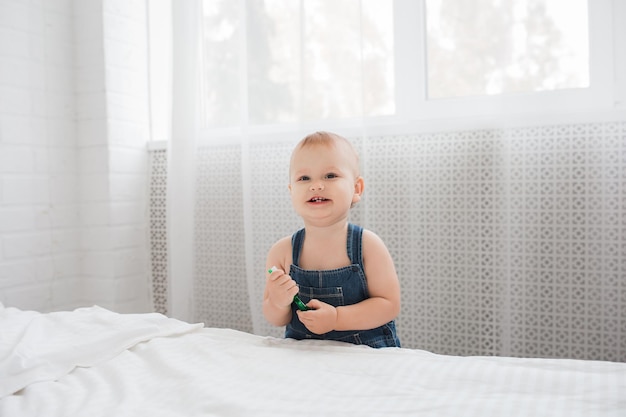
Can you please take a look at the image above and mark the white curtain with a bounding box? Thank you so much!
[166,1,626,361]
[185,123,626,362]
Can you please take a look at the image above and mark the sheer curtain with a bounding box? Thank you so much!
[167,1,626,361]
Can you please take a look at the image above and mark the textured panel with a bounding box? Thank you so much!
[148,149,169,315]
[500,122,625,361]
[193,145,253,332]
[151,121,626,361]
[361,122,625,360]
[247,141,301,337]
[363,131,505,356]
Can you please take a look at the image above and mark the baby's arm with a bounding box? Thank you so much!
[298,230,400,333]
[338,229,400,329]
[263,237,298,326]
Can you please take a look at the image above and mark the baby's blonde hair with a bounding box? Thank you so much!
[291,131,360,176]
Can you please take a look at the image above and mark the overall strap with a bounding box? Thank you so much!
[346,223,364,266]
[291,228,306,266]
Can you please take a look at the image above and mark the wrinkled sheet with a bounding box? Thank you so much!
[0,303,202,397]
[1,305,625,417]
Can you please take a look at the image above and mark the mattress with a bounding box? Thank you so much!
[1,303,624,416]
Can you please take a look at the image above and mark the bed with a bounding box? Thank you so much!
[1,303,624,417]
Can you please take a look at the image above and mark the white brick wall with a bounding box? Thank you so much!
[0,0,151,313]
[101,0,151,313]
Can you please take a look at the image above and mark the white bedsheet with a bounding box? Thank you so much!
[1,305,624,417]
[0,303,202,397]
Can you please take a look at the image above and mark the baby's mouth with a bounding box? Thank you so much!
[308,197,328,203]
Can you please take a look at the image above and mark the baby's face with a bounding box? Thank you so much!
[289,143,362,226]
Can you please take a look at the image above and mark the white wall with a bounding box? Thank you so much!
[0,0,151,313]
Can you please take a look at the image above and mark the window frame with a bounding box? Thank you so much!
[392,0,618,128]
[162,0,623,145]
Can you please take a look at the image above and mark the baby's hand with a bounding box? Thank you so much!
[296,299,337,335]
[266,267,299,309]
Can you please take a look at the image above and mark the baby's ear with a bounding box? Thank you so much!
[352,176,364,204]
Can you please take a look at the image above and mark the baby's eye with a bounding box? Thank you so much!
[325,173,338,179]
[298,175,310,181]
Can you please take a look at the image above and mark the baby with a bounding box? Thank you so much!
[263,131,401,348]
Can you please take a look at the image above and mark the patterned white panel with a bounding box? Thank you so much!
[148,149,169,315]
[360,122,625,360]
[248,142,301,337]
[193,145,253,332]
[151,121,625,361]
[501,122,625,361]
[362,131,505,356]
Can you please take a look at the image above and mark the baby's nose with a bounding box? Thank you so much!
[310,181,324,191]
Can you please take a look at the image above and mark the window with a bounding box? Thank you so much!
[147,1,172,143]
[425,0,589,99]
[163,0,617,136]
[396,0,615,122]
[199,0,394,127]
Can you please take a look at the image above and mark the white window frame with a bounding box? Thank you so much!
[162,0,624,143]
[391,0,620,132]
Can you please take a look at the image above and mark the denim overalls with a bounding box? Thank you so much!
[285,223,401,348]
